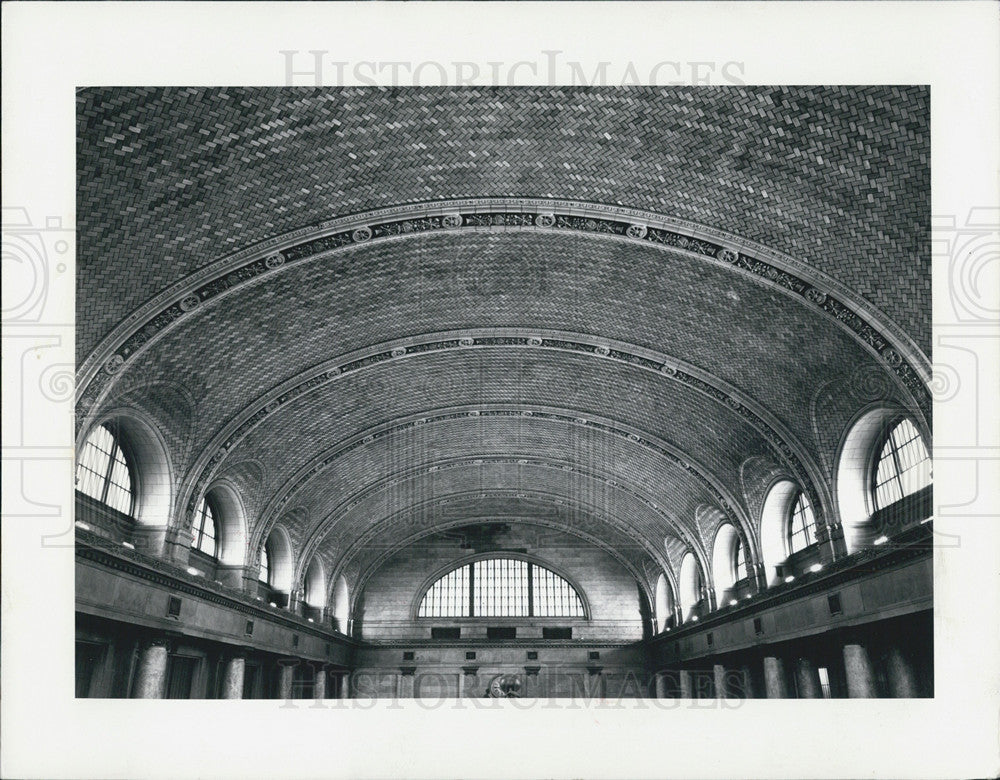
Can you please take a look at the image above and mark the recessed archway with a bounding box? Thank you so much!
[202,481,249,567]
[760,479,798,585]
[304,556,327,609]
[711,523,740,604]
[654,572,676,631]
[836,406,930,552]
[332,575,350,634]
[679,552,704,622]
[262,525,294,598]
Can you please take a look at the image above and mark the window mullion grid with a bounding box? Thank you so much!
[502,559,508,617]
[469,563,475,618]
[527,563,534,617]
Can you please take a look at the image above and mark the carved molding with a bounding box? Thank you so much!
[77,198,931,433]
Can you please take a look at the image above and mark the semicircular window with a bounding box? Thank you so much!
[417,558,585,618]
[873,417,932,510]
[75,423,135,516]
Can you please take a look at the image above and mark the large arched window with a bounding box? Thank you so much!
[787,490,817,554]
[417,558,585,618]
[75,424,134,515]
[191,497,217,557]
[872,418,932,510]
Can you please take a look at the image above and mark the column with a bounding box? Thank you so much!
[399,667,416,699]
[313,666,327,700]
[843,643,877,698]
[277,660,296,700]
[794,658,822,698]
[886,647,918,698]
[222,653,246,699]
[524,666,541,698]
[654,671,669,699]
[462,666,480,697]
[713,664,727,699]
[338,671,351,700]
[739,663,758,699]
[586,666,604,699]
[678,669,694,698]
[763,656,789,698]
[132,638,169,699]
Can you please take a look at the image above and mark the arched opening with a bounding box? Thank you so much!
[189,494,217,566]
[303,556,327,621]
[712,523,749,607]
[760,479,798,586]
[678,552,705,622]
[75,413,172,552]
[203,482,248,568]
[654,573,676,632]
[837,409,932,552]
[787,490,818,555]
[332,575,350,634]
[259,526,293,607]
[414,556,588,619]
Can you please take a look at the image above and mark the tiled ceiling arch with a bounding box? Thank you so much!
[77,86,930,588]
[77,86,930,360]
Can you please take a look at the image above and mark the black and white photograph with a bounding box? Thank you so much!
[2,4,998,779]
[71,84,935,703]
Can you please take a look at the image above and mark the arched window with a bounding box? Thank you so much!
[787,490,816,554]
[417,558,585,618]
[872,418,932,510]
[259,545,271,585]
[75,424,134,516]
[191,497,217,557]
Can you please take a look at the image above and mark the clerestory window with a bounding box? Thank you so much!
[76,424,135,516]
[872,418,932,510]
[417,557,585,618]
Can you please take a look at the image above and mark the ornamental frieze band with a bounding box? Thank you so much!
[77,199,931,429]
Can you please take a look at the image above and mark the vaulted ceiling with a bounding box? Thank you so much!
[76,86,930,595]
